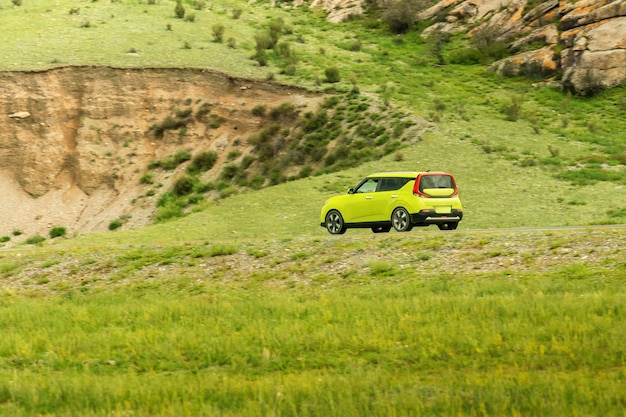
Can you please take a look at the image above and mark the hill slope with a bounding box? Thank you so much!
[0,0,624,244]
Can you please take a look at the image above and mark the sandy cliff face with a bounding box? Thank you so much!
[0,67,321,239]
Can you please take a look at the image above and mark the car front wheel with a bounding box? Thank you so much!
[392,207,413,232]
[325,210,347,235]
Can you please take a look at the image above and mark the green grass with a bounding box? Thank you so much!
[1,230,625,416]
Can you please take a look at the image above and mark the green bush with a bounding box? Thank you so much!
[174,0,185,19]
[25,235,46,245]
[325,67,341,83]
[172,176,196,196]
[251,105,266,117]
[49,226,67,239]
[139,172,154,185]
[108,220,123,231]
[381,0,426,34]
[0,236,10,243]
[150,150,192,170]
[220,164,241,181]
[187,151,218,174]
[155,201,184,222]
[212,24,225,43]
[448,47,482,65]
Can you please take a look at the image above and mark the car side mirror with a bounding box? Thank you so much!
[348,188,355,194]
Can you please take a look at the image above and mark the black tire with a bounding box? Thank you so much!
[371,226,391,233]
[437,222,458,231]
[392,207,413,232]
[325,210,347,235]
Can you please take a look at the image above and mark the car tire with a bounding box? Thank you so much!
[437,222,458,231]
[392,207,413,232]
[371,226,391,233]
[325,210,347,235]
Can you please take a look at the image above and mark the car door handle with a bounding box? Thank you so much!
[365,196,372,199]
[391,194,398,198]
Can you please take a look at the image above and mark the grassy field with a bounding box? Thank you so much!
[1,0,626,415]
[1,229,625,416]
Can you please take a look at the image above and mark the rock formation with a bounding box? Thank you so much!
[311,0,626,95]
[420,0,626,95]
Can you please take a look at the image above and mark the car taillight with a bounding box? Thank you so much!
[412,180,427,197]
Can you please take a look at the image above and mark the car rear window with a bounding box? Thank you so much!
[418,174,455,191]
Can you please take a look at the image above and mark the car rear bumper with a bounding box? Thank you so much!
[411,210,463,225]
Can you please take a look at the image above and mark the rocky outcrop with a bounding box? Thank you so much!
[418,0,626,95]
[310,0,626,95]
[309,0,365,23]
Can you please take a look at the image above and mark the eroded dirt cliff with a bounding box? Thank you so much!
[0,66,322,239]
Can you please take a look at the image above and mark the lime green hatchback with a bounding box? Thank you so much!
[320,171,463,234]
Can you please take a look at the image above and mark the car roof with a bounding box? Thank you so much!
[366,171,452,178]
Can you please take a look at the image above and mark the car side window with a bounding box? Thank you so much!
[379,178,411,191]
[355,178,378,193]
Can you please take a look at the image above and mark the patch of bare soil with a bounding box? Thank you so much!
[0,66,324,241]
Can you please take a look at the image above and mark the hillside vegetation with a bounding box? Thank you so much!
[0,1,625,416]
[0,0,625,242]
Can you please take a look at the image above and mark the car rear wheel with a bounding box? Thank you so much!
[371,226,391,233]
[325,210,347,235]
[392,207,413,232]
[437,222,458,230]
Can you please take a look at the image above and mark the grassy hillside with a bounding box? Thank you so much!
[3,0,624,243]
[4,0,626,241]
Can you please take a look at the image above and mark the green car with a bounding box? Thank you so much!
[320,171,463,234]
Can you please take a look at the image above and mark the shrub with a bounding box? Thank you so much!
[501,95,524,121]
[150,150,192,170]
[25,235,46,245]
[155,201,184,222]
[140,172,154,185]
[250,176,265,189]
[108,220,123,231]
[174,0,185,19]
[187,151,218,174]
[268,103,297,121]
[0,236,10,243]
[172,176,196,196]
[212,24,225,43]
[381,0,428,34]
[325,67,341,83]
[220,164,241,180]
[448,47,482,65]
[226,150,242,161]
[254,31,272,51]
[251,105,266,117]
[49,226,67,239]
